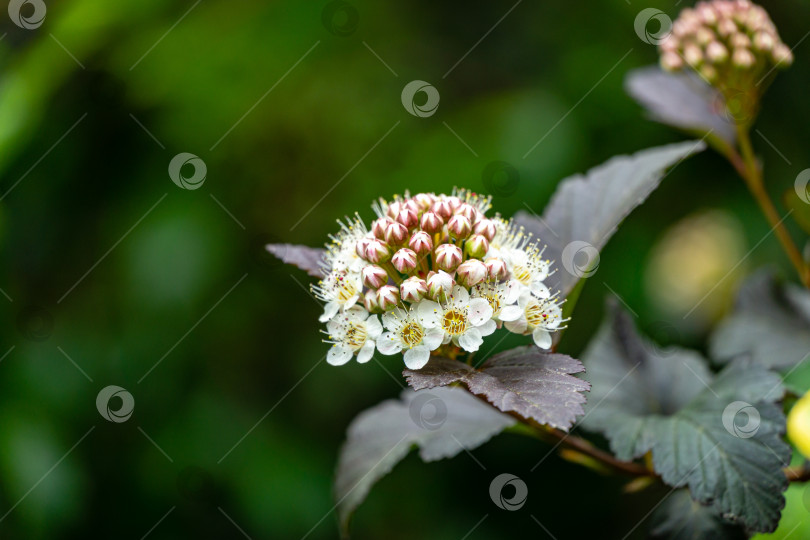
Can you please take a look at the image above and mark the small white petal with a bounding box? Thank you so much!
[403,346,430,370]
[327,345,353,366]
[505,316,528,334]
[452,285,469,304]
[499,305,523,322]
[530,281,550,299]
[423,327,444,350]
[532,328,552,349]
[468,298,493,326]
[376,333,402,355]
[366,315,383,338]
[478,319,497,337]
[504,281,521,304]
[458,328,483,352]
[344,295,359,310]
[320,302,339,323]
[442,333,452,345]
[357,341,375,363]
[417,300,442,328]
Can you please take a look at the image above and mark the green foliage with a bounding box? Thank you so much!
[581,304,790,532]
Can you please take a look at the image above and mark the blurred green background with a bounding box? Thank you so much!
[1,0,809,538]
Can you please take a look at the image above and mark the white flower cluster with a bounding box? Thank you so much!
[313,189,566,370]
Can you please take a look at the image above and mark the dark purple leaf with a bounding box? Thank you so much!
[625,66,737,146]
[514,140,706,300]
[404,347,590,431]
[335,387,514,534]
[265,243,324,277]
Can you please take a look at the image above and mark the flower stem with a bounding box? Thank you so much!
[734,126,809,287]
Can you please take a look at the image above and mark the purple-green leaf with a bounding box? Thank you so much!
[334,387,514,535]
[404,347,590,431]
[625,66,737,146]
[513,140,706,300]
[265,243,324,277]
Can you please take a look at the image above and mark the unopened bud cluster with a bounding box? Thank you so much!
[313,189,567,370]
[660,0,792,122]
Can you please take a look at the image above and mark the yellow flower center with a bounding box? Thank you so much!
[512,264,532,286]
[525,300,548,328]
[344,322,368,350]
[483,293,500,315]
[400,322,425,348]
[336,280,358,304]
[441,309,467,336]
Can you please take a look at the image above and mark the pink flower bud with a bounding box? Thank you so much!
[731,33,751,49]
[376,285,400,311]
[705,41,728,63]
[402,199,421,215]
[371,218,390,240]
[464,234,489,259]
[473,219,496,241]
[753,31,774,52]
[772,43,793,66]
[455,203,479,223]
[386,201,402,219]
[430,200,453,220]
[684,44,703,66]
[732,47,755,68]
[413,193,434,210]
[392,248,417,273]
[363,289,381,313]
[400,276,428,303]
[420,211,444,234]
[384,221,408,246]
[409,231,433,254]
[717,18,736,37]
[365,239,391,263]
[660,52,684,71]
[396,208,418,229]
[356,237,373,259]
[447,215,472,240]
[445,196,461,210]
[485,258,508,280]
[435,243,463,272]
[427,270,454,302]
[362,265,389,289]
[456,259,488,287]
